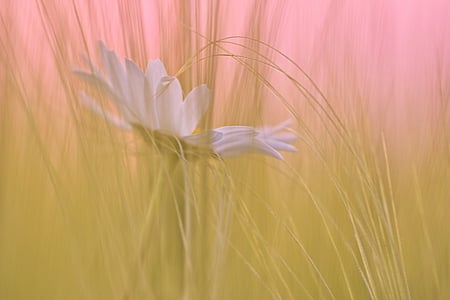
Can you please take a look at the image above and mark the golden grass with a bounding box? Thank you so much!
[1,1,449,299]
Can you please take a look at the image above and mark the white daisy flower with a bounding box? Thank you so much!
[74,41,296,159]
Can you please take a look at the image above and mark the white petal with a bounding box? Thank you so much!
[267,132,298,143]
[211,124,297,159]
[80,55,107,81]
[260,137,297,152]
[212,135,283,159]
[145,59,167,94]
[143,76,159,129]
[154,76,183,135]
[144,60,168,129]
[99,41,125,98]
[73,69,124,106]
[99,42,129,108]
[212,127,254,150]
[182,130,223,147]
[212,126,256,156]
[125,59,145,124]
[73,69,113,93]
[214,126,257,136]
[79,92,131,129]
[182,84,210,134]
[249,140,284,159]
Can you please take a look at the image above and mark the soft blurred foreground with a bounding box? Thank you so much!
[0,1,449,299]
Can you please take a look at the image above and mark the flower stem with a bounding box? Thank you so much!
[122,155,191,300]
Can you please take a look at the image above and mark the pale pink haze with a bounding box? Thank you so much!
[2,0,449,138]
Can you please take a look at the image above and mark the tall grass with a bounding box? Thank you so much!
[1,0,449,299]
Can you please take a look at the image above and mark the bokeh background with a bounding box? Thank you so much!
[1,1,449,299]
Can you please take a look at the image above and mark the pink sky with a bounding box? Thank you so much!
[2,0,449,138]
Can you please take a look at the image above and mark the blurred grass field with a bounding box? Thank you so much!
[1,1,449,299]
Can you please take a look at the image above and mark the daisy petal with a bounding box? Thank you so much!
[214,126,257,137]
[79,92,131,130]
[212,126,255,150]
[144,60,168,129]
[99,42,117,89]
[145,59,167,94]
[261,138,297,152]
[268,132,298,143]
[155,76,183,135]
[252,141,284,159]
[183,130,223,147]
[212,124,296,159]
[125,58,145,124]
[73,69,123,105]
[182,84,210,135]
[81,55,107,81]
[98,42,137,127]
[212,136,283,159]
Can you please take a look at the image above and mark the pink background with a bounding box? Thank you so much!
[2,0,449,142]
